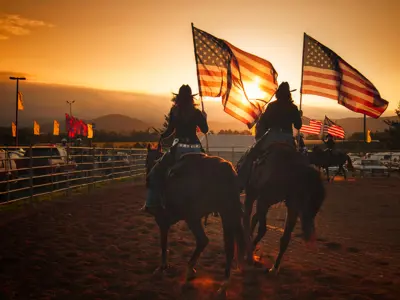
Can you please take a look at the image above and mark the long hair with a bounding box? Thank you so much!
[171,95,199,122]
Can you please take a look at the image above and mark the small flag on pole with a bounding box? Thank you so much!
[87,124,93,139]
[366,130,372,143]
[33,121,40,135]
[18,92,24,110]
[250,125,256,136]
[11,122,16,137]
[300,117,322,135]
[301,33,388,118]
[192,25,278,129]
[53,120,60,136]
[323,116,345,139]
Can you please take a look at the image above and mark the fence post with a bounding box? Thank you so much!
[5,146,10,203]
[231,147,235,163]
[111,147,115,180]
[66,144,71,197]
[91,146,96,191]
[50,146,54,200]
[29,145,34,204]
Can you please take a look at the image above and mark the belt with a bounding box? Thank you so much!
[269,128,292,134]
[177,143,201,149]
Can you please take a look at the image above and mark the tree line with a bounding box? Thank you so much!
[1,103,398,149]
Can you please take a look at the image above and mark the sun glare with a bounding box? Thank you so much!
[199,77,267,107]
[243,77,267,100]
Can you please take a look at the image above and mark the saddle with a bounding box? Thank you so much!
[250,141,299,189]
[167,143,205,179]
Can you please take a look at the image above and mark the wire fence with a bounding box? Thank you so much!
[1,143,399,205]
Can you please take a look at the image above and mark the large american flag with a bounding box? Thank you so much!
[193,26,278,128]
[300,116,322,135]
[323,116,345,139]
[301,34,388,119]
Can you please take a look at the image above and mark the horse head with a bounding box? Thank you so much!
[146,143,163,175]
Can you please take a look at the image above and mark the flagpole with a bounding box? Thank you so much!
[191,22,209,152]
[363,114,367,143]
[9,76,26,146]
[299,32,307,112]
[297,33,307,148]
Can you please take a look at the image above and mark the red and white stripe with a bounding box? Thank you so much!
[300,119,322,135]
[301,42,388,119]
[196,36,277,128]
[324,124,345,139]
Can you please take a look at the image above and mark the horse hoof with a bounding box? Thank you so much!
[153,264,171,275]
[266,265,280,275]
[216,280,229,296]
[186,267,197,282]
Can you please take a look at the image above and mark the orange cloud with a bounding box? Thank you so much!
[0,14,54,39]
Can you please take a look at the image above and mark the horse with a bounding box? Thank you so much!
[146,144,219,228]
[145,143,246,293]
[307,145,354,182]
[236,143,326,274]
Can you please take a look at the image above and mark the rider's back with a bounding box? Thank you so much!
[257,101,301,138]
[161,106,208,144]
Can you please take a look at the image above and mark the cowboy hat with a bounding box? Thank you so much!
[172,84,198,97]
[276,82,297,94]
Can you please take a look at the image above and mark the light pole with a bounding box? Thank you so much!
[9,76,26,146]
[66,100,75,116]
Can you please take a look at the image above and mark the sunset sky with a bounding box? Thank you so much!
[1,0,399,120]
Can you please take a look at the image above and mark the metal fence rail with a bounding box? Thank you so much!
[1,144,399,205]
[0,145,147,205]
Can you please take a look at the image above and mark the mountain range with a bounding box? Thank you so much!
[0,78,397,136]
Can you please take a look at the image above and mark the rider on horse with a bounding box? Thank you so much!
[142,84,209,214]
[237,82,302,192]
[323,133,335,156]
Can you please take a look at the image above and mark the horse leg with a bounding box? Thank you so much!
[267,207,298,275]
[243,190,257,264]
[216,216,236,295]
[154,220,170,273]
[185,219,209,282]
[204,214,209,227]
[341,165,347,180]
[250,213,258,238]
[252,202,268,250]
[325,167,330,182]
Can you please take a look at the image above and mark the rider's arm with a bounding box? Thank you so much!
[197,109,209,134]
[293,105,302,130]
[160,109,175,139]
[255,105,271,140]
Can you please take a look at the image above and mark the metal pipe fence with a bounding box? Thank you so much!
[1,144,399,205]
[0,145,147,205]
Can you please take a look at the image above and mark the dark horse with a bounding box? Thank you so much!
[145,144,246,293]
[307,145,354,182]
[237,143,326,274]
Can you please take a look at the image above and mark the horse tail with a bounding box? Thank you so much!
[346,154,354,171]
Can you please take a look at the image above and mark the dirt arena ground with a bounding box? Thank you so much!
[0,176,399,300]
